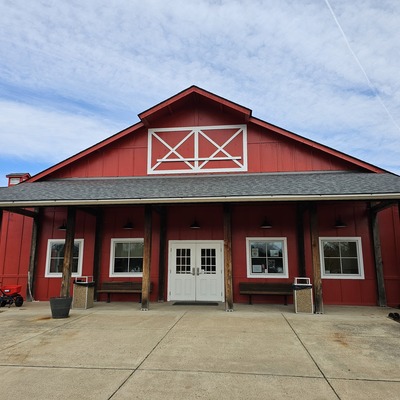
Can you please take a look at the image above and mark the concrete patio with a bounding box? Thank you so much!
[0,301,399,399]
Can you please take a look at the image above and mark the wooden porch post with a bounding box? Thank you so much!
[141,205,152,310]
[309,203,323,314]
[157,207,167,302]
[296,203,306,277]
[369,207,387,306]
[224,203,234,311]
[27,208,40,301]
[60,206,76,298]
[93,210,103,299]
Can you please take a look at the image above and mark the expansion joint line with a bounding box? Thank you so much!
[282,314,341,400]
[108,311,188,400]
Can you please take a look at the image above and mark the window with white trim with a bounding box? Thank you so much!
[246,238,289,278]
[320,237,364,279]
[45,239,84,278]
[110,239,144,277]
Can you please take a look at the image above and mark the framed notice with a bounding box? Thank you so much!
[252,264,263,273]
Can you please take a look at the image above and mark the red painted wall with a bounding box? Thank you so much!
[378,206,400,307]
[0,212,32,296]
[46,102,358,181]
[315,202,378,306]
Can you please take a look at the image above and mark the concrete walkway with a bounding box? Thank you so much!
[0,301,399,399]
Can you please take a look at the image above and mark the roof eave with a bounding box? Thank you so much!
[1,193,399,208]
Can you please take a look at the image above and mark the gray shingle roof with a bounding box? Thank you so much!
[0,172,399,207]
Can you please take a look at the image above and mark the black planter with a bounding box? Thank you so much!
[50,297,72,319]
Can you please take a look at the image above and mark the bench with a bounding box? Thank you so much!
[97,281,152,303]
[239,282,293,305]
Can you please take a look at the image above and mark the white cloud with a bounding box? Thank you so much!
[0,101,122,162]
[0,0,399,180]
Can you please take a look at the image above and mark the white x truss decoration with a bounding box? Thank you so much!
[147,124,248,174]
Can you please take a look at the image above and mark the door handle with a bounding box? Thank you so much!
[192,268,196,276]
[197,267,200,275]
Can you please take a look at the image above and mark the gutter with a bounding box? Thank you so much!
[1,193,400,207]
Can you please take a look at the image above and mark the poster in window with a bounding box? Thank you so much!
[267,259,276,273]
[252,264,263,273]
[251,248,259,257]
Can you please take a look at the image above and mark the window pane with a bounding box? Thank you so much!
[323,242,339,257]
[251,242,266,258]
[49,258,63,273]
[72,243,80,257]
[114,243,131,257]
[267,242,282,257]
[72,257,79,273]
[176,248,191,274]
[130,242,144,257]
[267,259,277,273]
[268,258,283,273]
[129,258,143,273]
[51,243,65,258]
[324,258,341,274]
[342,258,359,274]
[340,242,357,257]
[114,258,129,273]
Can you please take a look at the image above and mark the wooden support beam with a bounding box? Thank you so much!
[141,205,152,310]
[157,207,167,302]
[223,203,234,311]
[369,208,387,306]
[27,208,40,301]
[2,207,38,219]
[296,203,306,277]
[369,200,398,214]
[60,206,76,298]
[309,203,323,314]
[93,210,103,298]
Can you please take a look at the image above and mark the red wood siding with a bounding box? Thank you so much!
[96,206,159,302]
[231,203,299,304]
[44,102,360,180]
[0,212,32,292]
[34,208,95,300]
[378,206,400,307]
[313,202,378,306]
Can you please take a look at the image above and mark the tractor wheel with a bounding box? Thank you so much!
[0,300,7,307]
[14,296,24,307]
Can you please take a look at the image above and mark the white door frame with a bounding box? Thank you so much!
[167,240,225,302]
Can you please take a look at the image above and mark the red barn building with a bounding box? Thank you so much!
[0,86,399,311]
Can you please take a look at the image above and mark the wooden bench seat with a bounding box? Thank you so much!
[97,281,152,303]
[239,282,293,305]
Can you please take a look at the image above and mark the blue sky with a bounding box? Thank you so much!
[0,0,399,186]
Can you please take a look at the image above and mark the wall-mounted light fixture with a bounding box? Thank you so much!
[334,216,347,228]
[190,220,200,229]
[58,220,67,230]
[260,218,272,229]
[123,220,134,230]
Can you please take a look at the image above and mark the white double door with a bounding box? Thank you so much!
[168,241,224,302]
